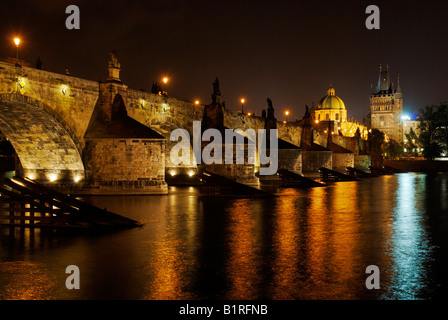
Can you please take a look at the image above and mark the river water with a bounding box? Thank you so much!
[1,172,447,300]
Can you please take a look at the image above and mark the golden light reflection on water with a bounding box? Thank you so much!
[224,199,263,299]
[270,189,302,299]
[327,182,360,299]
[0,261,56,300]
[306,186,332,297]
[143,190,200,300]
[143,238,196,300]
[0,173,443,300]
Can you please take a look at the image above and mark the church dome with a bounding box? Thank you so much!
[317,86,346,110]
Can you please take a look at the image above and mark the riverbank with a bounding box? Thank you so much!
[384,159,448,172]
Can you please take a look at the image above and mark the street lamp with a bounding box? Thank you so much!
[285,110,289,122]
[13,37,20,67]
[194,100,199,115]
[241,98,245,114]
[161,77,169,96]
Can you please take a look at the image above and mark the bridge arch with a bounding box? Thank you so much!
[0,93,85,184]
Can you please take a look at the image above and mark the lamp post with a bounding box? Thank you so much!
[241,98,245,114]
[285,110,289,122]
[14,37,20,67]
[162,77,168,95]
[194,100,199,115]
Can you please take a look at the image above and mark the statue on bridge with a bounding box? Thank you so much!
[211,77,224,106]
[107,50,121,83]
[213,77,221,96]
[108,50,120,69]
[266,98,275,119]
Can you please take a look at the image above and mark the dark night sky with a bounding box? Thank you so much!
[1,0,447,122]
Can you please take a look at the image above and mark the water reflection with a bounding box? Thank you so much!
[0,261,57,299]
[270,189,303,299]
[0,173,446,299]
[383,173,435,300]
[143,188,201,300]
[224,199,263,299]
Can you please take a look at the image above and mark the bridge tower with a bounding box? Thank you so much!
[370,64,403,142]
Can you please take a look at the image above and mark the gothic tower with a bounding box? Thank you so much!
[370,64,403,142]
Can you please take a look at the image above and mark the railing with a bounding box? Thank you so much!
[0,176,141,229]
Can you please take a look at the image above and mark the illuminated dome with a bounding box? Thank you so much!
[317,86,346,110]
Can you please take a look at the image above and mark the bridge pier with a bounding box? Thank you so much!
[81,78,168,195]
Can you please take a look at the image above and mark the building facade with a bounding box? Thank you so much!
[310,86,369,139]
[312,86,347,123]
[370,65,404,142]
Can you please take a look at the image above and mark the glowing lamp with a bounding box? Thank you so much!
[48,173,58,182]
[14,38,20,46]
[401,115,411,121]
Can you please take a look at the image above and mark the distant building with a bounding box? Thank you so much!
[313,85,347,123]
[402,118,419,140]
[370,64,403,142]
[310,85,368,139]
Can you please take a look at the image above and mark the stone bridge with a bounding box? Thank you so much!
[0,55,368,194]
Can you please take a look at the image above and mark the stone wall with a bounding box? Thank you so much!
[278,149,302,174]
[0,93,84,185]
[126,89,203,170]
[83,138,167,194]
[332,153,355,173]
[0,61,99,150]
[354,155,371,171]
[302,151,332,176]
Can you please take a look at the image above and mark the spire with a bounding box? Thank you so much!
[396,74,402,92]
[376,64,382,93]
[395,73,403,98]
[376,63,391,93]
